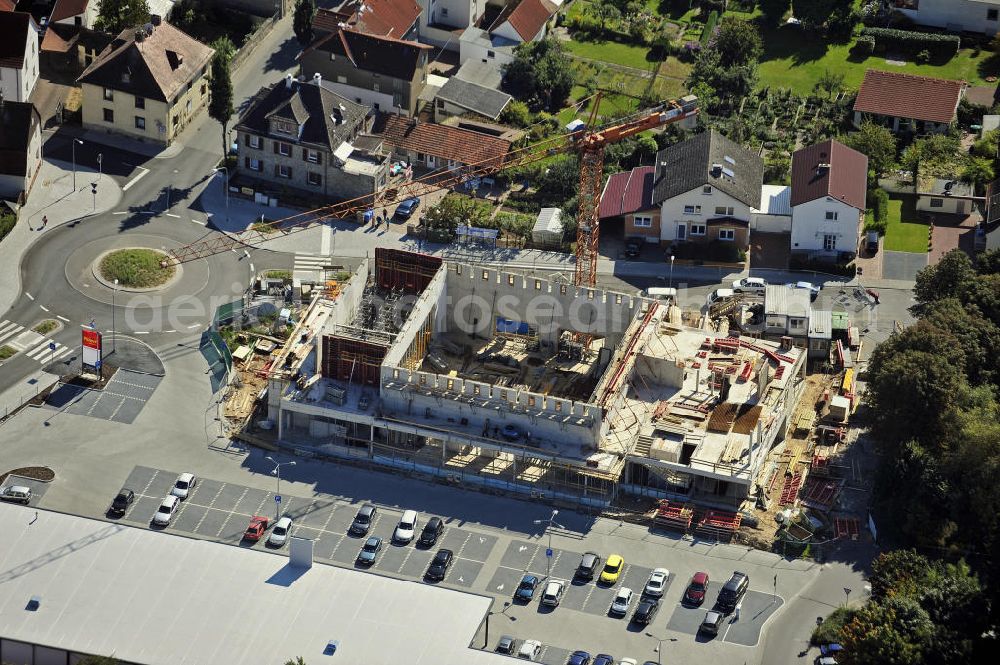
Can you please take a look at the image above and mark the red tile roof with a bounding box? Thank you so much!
[50,0,90,23]
[599,166,655,218]
[853,70,964,125]
[317,0,421,38]
[0,11,31,69]
[502,0,557,42]
[0,0,16,12]
[791,139,868,211]
[374,114,512,167]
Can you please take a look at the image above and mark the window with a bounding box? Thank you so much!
[507,274,515,285]
[276,164,292,179]
[305,149,320,164]
[135,96,145,109]
[633,216,652,228]
[487,50,495,58]
[103,108,114,123]
[789,317,806,331]
[185,99,191,113]
[441,7,448,16]
[277,142,291,156]
[703,185,712,194]
[990,8,999,21]
[103,88,113,101]
[690,224,706,236]
[134,116,145,130]
[930,198,944,208]
[337,75,347,83]
[683,205,701,214]
[823,234,837,251]
[308,172,322,187]
[714,206,734,216]
[825,211,838,220]
[248,135,261,149]
[330,53,336,61]
[75,16,82,26]
[246,157,262,172]
[373,83,380,92]
[719,228,735,241]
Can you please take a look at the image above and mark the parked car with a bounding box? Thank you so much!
[815,658,838,665]
[788,281,820,300]
[394,197,420,220]
[619,659,638,665]
[393,509,419,543]
[576,552,602,580]
[684,571,710,605]
[357,536,382,565]
[610,587,634,615]
[419,516,444,546]
[706,288,735,306]
[644,568,669,597]
[243,515,269,542]
[152,495,180,526]
[496,635,517,655]
[624,237,644,258]
[541,580,566,607]
[593,655,614,665]
[350,504,377,536]
[599,554,624,584]
[717,571,749,613]
[567,651,591,665]
[268,516,293,547]
[0,485,31,505]
[632,597,659,625]
[517,639,543,661]
[700,610,725,635]
[170,472,197,499]
[866,230,879,253]
[733,277,767,293]
[426,548,454,580]
[515,574,540,602]
[109,488,134,515]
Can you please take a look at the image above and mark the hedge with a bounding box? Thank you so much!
[0,213,15,243]
[853,35,875,56]
[860,27,960,58]
[701,11,719,46]
[870,189,889,226]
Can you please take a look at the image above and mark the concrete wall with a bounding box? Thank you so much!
[895,0,1000,34]
[750,213,791,233]
[382,267,447,368]
[916,194,973,214]
[790,197,862,255]
[459,36,515,68]
[659,186,753,244]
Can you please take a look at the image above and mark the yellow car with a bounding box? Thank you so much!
[599,554,625,584]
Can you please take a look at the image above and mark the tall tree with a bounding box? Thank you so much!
[791,0,853,30]
[839,120,897,179]
[293,0,317,47]
[711,17,762,68]
[912,249,977,315]
[503,39,574,110]
[208,37,235,160]
[95,0,151,34]
[759,0,791,28]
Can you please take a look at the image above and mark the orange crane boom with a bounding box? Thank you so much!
[167,96,698,269]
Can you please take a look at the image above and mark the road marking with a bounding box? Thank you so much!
[56,315,69,322]
[328,535,346,559]
[320,504,339,532]
[135,331,149,335]
[121,166,149,192]
[0,321,25,345]
[190,218,206,225]
[165,213,180,219]
[113,212,128,215]
[217,487,249,538]
[187,324,201,329]
[39,305,49,312]
[139,470,162,498]
[397,547,415,574]
[195,483,228,532]
[25,293,34,300]
[165,329,175,333]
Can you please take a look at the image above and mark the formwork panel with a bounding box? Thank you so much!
[321,336,388,386]
[374,248,442,294]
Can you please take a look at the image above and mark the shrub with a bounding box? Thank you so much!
[853,35,875,56]
[700,11,719,46]
[869,188,889,230]
[915,48,931,64]
[500,100,532,128]
[812,607,857,646]
[860,27,960,59]
[0,212,15,243]
[699,0,726,17]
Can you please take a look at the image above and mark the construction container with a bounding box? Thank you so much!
[828,395,851,422]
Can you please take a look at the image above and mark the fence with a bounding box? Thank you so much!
[231,12,281,72]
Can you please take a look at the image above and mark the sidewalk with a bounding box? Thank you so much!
[55,125,186,160]
[0,159,123,315]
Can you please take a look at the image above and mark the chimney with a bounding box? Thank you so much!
[285,74,294,90]
[710,163,723,178]
[151,14,162,26]
[313,72,323,87]
[780,336,793,351]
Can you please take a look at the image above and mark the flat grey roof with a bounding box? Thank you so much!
[0,504,503,665]
[437,77,512,119]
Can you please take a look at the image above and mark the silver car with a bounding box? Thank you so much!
[541,580,566,607]
[610,587,634,615]
[0,485,31,504]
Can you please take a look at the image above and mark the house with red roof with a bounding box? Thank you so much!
[598,166,660,243]
[48,0,99,29]
[0,11,39,103]
[790,139,868,259]
[853,69,965,134]
[458,0,558,69]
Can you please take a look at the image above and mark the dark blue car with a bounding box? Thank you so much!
[593,655,614,665]
[515,574,539,601]
[394,197,420,220]
[567,651,591,665]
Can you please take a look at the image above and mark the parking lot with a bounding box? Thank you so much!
[0,476,50,506]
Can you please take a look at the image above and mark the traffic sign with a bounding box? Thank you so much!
[48,342,56,351]
[546,548,553,557]
[275,494,282,503]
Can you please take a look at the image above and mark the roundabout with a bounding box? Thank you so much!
[96,248,177,290]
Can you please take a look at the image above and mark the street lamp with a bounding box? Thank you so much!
[214,167,229,221]
[265,456,296,519]
[112,278,118,354]
[482,601,511,648]
[532,508,564,579]
[644,632,677,665]
[97,153,103,182]
[71,138,83,191]
[844,587,853,608]
[668,253,675,289]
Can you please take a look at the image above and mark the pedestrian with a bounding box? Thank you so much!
[41,215,48,229]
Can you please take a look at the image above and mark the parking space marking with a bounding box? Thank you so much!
[216,487,248,537]
[194,483,227,533]
[397,547,415,575]
[329,534,348,560]
[138,469,162,497]
[454,532,472,558]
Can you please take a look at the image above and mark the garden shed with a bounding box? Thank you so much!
[532,207,564,247]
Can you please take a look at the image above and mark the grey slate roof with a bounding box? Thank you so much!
[652,130,763,208]
[436,77,512,120]
[456,59,504,90]
[237,78,369,152]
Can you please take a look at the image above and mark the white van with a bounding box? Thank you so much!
[644,287,677,302]
[706,288,735,306]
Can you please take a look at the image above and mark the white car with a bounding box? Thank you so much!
[541,580,566,607]
[170,472,197,499]
[152,495,180,526]
[620,660,638,665]
[610,587,634,615]
[393,509,418,544]
[732,277,767,293]
[268,516,292,547]
[787,281,821,299]
[516,639,543,661]
[644,568,670,597]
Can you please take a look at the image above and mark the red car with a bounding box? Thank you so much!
[244,516,269,541]
[684,571,709,605]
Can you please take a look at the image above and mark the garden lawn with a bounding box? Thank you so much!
[884,195,930,253]
[758,25,997,96]
[564,38,657,71]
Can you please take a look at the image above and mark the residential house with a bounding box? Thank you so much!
[419,0,486,49]
[77,21,214,146]
[433,75,512,121]
[790,139,868,260]
[459,0,557,68]
[598,165,659,243]
[299,28,432,116]
[653,130,764,250]
[371,113,512,171]
[48,0,99,29]
[763,284,811,340]
[888,0,1000,35]
[314,0,422,40]
[853,69,964,134]
[0,99,41,202]
[0,0,14,11]
[235,74,385,202]
[808,309,833,360]
[0,11,39,103]
[916,177,978,215]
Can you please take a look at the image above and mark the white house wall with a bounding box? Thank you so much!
[327,81,396,113]
[0,23,38,103]
[419,0,480,33]
[896,0,1000,35]
[459,37,514,67]
[659,186,752,242]
[916,194,973,215]
[790,197,862,254]
[750,213,792,233]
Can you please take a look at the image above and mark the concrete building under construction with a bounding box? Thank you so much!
[264,249,806,511]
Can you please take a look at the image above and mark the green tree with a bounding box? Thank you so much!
[284,658,307,665]
[840,121,897,179]
[588,0,621,32]
[499,100,532,128]
[95,0,150,34]
[534,154,580,204]
[208,37,235,159]
[503,39,574,110]
[912,249,977,315]
[840,597,934,665]
[814,69,845,99]
[711,16,762,67]
[293,0,316,47]
[423,195,491,232]
[960,156,995,191]
[791,0,853,31]
[759,0,791,28]
[899,134,961,179]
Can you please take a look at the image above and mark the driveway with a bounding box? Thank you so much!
[750,232,790,270]
[882,250,928,281]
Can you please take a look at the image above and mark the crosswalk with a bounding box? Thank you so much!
[0,320,73,364]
